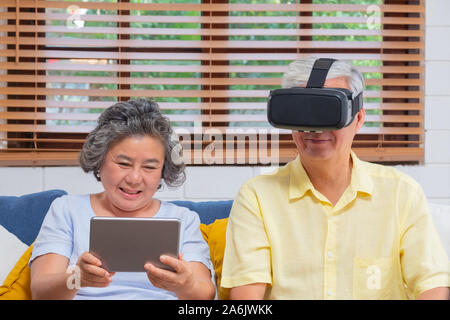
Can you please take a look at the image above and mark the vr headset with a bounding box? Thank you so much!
[267,58,363,132]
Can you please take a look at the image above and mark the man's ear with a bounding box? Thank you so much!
[354,108,365,133]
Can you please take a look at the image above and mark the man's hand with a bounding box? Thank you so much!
[76,252,115,288]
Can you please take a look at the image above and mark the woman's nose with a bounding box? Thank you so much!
[125,167,143,184]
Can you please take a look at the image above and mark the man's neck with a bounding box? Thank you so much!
[300,153,353,206]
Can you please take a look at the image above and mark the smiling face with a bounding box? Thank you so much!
[98,135,165,216]
[291,77,365,162]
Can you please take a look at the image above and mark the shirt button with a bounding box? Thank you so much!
[327,290,333,296]
[328,251,333,258]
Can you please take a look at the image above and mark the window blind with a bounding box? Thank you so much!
[0,0,424,166]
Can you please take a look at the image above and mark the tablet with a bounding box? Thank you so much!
[89,216,180,272]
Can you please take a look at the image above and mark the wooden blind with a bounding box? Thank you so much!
[0,0,424,166]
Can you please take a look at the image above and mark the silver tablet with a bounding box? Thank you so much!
[89,216,180,272]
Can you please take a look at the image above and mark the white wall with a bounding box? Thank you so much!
[403,0,450,205]
[0,0,449,205]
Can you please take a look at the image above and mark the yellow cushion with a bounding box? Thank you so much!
[0,244,33,300]
[200,218,229,300]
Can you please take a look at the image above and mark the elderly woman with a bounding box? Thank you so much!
[29,99,215,300]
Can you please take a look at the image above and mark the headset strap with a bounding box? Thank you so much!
[352,92,363,116]
[307,58,363,116]
[306,58,337,88]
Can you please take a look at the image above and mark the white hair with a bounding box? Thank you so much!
[282,56,365,98]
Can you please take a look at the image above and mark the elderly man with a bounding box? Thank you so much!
[220,57,450,300]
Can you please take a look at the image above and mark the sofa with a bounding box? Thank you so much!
[0,189,232,300]
[1,189,449,300]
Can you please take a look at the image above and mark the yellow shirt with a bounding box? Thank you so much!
[221,152,450,299]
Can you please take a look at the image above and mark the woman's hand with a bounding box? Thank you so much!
[76,252,115,288]
[144,254,215,300]
[144,254,194,295]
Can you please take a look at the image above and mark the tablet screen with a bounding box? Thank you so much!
[89,217,180,272]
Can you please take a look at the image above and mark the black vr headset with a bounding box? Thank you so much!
[267,58,363,132]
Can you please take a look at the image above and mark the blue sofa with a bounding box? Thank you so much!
[0,189,233,247]
[0,189,233,300]
[2,189,449,300]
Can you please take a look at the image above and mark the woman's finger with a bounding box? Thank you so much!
[81,278,112,288]
[83,263,111,278]
[82,271,112,283]
[160,255,184,273]
[145,263,175,282]
[81,252,102,267]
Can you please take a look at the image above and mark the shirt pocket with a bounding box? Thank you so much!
[353,257,396,300]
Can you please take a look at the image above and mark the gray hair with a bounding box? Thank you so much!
[282,56,365,98]
[79,99,185,188]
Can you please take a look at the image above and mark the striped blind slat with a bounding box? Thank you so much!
[0,0,424,165]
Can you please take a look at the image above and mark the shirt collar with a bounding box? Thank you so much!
[288,155,314,201]
[288,151,373,201]
[348,150,373,197]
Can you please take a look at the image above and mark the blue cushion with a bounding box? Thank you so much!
[0,189,67,246]
[0,190,230,246]
[171,200,233,225]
